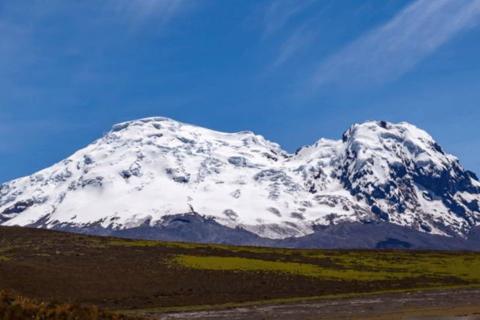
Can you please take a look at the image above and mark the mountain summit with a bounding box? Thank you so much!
[1,117,480,249]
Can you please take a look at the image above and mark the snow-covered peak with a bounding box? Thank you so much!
[1,118,479,241]
[295,120,458,183]
[342,120,455,162]
[342,121,455,181]
[101,117,287,158]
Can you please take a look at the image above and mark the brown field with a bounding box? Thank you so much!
[2,225,480,319]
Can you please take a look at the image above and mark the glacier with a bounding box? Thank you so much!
[1,117,480,249]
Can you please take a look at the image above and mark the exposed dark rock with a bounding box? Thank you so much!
[173,176,189,183]
[148,133,163,138]
[83,155,94,165]
[420,224,432,233]
[24,216,480,250]
[3,200,35,214]
[371,205,389,221]
[467,170,479,181]
[81,177,104,188]
[177,137,195,144]
[120,170,132,179]
[376,238,412,249]
[228,157,248,167]
[431,142,445,155]
[166,168,190,183]
[223,209,238,220]
[267,207,282,217]
[262,153,278,161]
[290,212,305,220]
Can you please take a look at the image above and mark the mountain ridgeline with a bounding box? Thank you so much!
[1,117,480,249]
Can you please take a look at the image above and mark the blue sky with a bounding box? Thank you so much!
[1,0,480,183]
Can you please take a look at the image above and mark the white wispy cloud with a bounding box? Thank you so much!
[267,23,317,72]
[262,0,316,39]
[104,0,187,31]
[311,0,480,89]
[258,0,324,75]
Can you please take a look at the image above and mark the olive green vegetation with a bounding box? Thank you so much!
[303,251,480,282]
[88,237,294,254]
[85,237,480,283]
[0,245,15,261]
[167,251,480,283]
[167,255,411,280]
[89,239,162,248]
[6,233,480,284]
[0,245,19,252]
[328,252,469,279]
[4,227,480,317]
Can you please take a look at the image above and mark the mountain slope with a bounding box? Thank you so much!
[1,117,480,248]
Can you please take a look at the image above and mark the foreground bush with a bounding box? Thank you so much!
[0,290,148,320]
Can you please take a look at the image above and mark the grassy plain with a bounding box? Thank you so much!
[1,225,480,316]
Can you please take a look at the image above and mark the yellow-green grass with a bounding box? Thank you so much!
[89,238,163,248]
[90,237,480,283]
[167,255,413,280]
[6,229,480,284]
[304,251,480,282]
[0,245,19,252]
[88,237,296,254]
[167,252,480,282]
[0,256,12,261]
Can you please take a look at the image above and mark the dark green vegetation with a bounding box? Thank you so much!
[1,226,480,315]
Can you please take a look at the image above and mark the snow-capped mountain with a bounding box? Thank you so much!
[1,117,480,249]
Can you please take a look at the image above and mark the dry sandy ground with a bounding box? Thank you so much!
[140,287,480,320]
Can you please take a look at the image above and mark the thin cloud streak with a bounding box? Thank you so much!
[268,24,317,72]
[311,0,480,89]
[104,0,186,31]
[262,0,316,39]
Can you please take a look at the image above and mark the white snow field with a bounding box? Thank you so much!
[1,117,479,240]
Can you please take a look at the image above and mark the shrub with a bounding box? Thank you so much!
[0,289,148,320]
